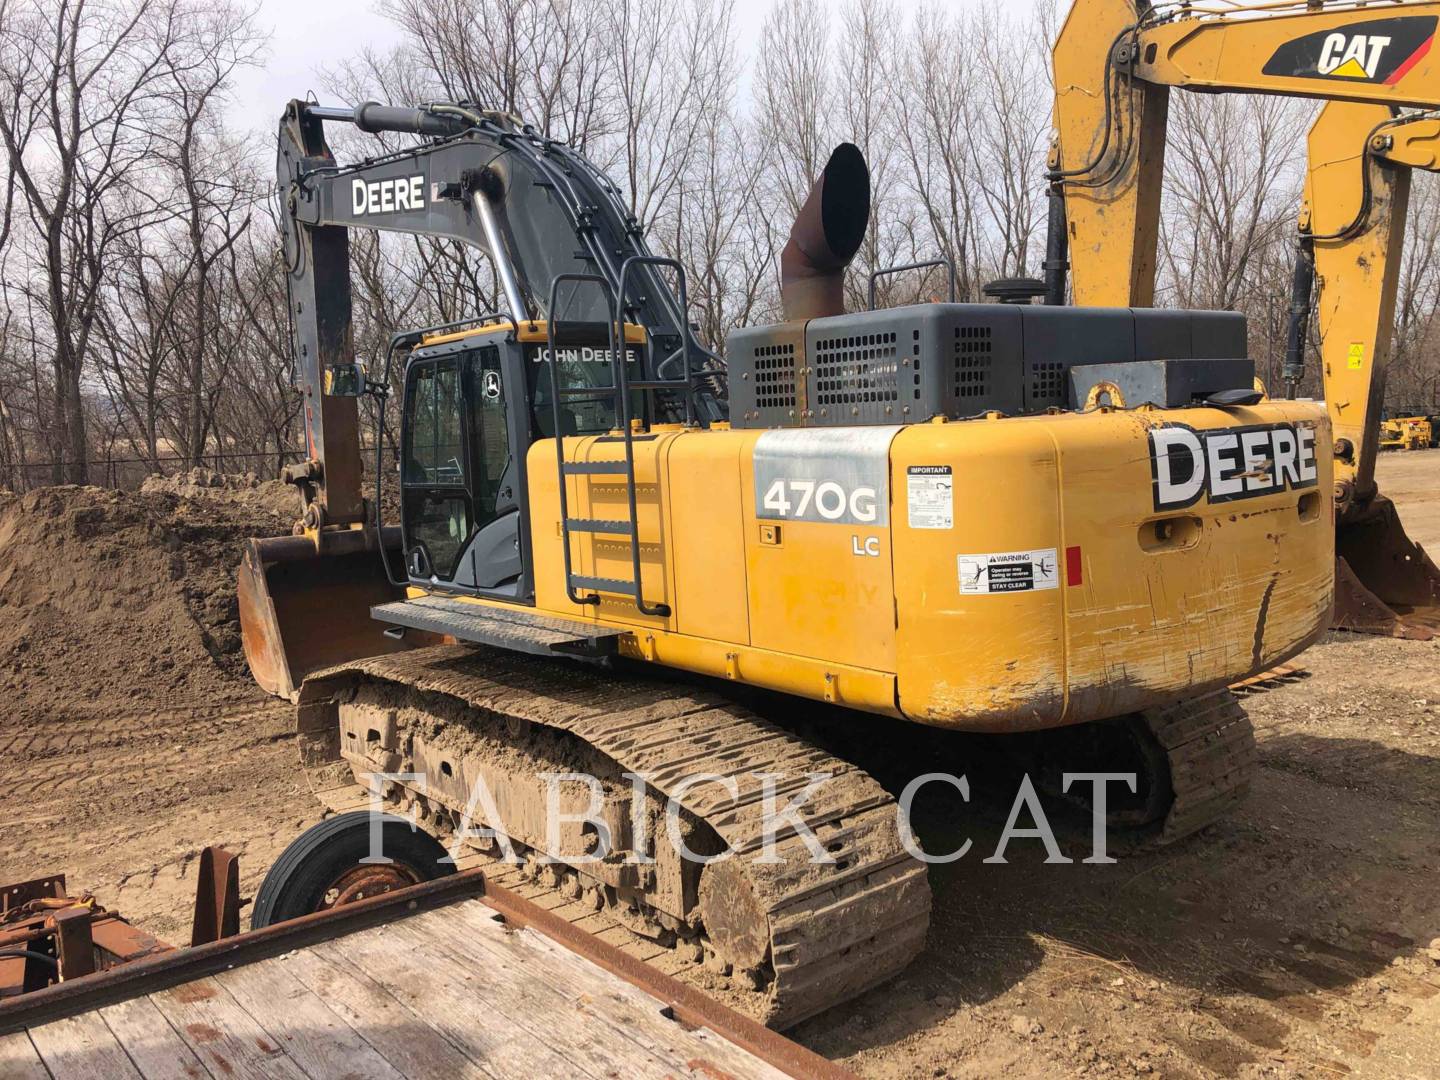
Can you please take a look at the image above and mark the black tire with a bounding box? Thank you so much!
[250,811,455,929]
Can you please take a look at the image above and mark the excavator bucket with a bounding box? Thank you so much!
[239,531,413,699]
[1333,495,1440,641]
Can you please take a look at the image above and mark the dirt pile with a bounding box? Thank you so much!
[139,467,297,517]
[0,477,297,722]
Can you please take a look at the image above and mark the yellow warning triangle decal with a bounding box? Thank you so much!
[1331,56,1369,78]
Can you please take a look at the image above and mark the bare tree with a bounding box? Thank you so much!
[1158,92,1310,311]
[7,0,1440,496]
[0,0,189,482]
[754,0,835,221]
[897,6,985,300]
[151,2,263,465]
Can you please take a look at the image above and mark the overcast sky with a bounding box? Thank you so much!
[226,0,1044,137]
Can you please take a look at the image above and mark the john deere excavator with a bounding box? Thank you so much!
[1047,0,1440,639]
[237,95,1333,1026]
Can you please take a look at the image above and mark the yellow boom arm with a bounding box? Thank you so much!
[1052,0,1440,308]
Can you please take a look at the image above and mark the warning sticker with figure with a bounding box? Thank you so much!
[906,465,953,529]
[958,548,1060,595]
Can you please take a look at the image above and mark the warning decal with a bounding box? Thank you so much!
[907,465,953,530]
[958,548,1060,595]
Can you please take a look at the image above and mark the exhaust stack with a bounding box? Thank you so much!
[780,143,871,321]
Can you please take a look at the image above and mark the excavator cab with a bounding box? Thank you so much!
[241,316,658,697]
[390,319,647,597]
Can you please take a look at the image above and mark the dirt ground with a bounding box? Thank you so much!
[3,452,1439,1078]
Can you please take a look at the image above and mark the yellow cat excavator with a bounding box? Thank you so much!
[1049,0,1440,639]
[237,95,1333,1026]
[1292,98,1440,633]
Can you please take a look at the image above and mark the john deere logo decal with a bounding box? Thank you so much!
[1264,16,1436,84]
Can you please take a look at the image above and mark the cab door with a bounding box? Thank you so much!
[400,346,521,591]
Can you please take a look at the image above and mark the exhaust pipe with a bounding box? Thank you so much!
[780,143,871,321]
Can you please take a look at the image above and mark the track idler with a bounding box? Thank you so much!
[1333,494,1440,641]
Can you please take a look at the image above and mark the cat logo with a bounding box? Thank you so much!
[1320,34,1392,79]
[1264,16,1436,85]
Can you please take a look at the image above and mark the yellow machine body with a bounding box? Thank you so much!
[1380,416,1434,450]
[412,401,1335,734]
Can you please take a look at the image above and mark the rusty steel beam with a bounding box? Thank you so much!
[0,868,491,1035]
[0,875,66,915]
[51,908,95,981]
[89,915,171,964]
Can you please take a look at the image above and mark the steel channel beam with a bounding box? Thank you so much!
[0,868,491,1035]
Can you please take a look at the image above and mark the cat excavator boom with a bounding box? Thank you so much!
[1049,0,1440,638]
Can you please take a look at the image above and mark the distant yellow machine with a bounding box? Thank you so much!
[1380,416,1434,451]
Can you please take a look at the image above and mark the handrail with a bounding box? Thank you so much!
[867,259,958,310]
[616,254,701,427]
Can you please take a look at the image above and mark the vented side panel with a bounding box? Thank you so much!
[1020,306,1135,409]
[754,343,797,409]
[805,311,949,425]
[1028,360,1066,407]
[727,304,1247,427]
[725,323,807,427]
[953,324,994,405]
[813,331,900,421]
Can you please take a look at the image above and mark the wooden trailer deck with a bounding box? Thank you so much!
[0,870,849,1080]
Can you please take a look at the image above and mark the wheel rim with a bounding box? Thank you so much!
[318,863,424,910]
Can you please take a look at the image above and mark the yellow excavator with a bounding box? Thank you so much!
[1297,98,1440,631]
[1048,0,1440,639]
[237,90,1335,1023]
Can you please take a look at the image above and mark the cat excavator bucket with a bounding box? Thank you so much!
[1334,496,1440,641]
[239,528,412,700]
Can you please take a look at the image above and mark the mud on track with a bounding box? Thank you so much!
[3,452,1439,1078]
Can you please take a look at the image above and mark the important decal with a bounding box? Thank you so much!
[1263,16,1436,84]
[958,548,1059,595]
[1149,422,1318,512]
[906,465,953,530]
[351,175,426,216]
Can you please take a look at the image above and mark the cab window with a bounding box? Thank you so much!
[404,360,465,486]
[402,358,469,577]
[528,343,643,437]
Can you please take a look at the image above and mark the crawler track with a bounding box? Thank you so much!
[1146,690,1258,842]
[296,644,931,1028]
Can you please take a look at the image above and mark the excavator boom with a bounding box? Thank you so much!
[1299,101,1440,636]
